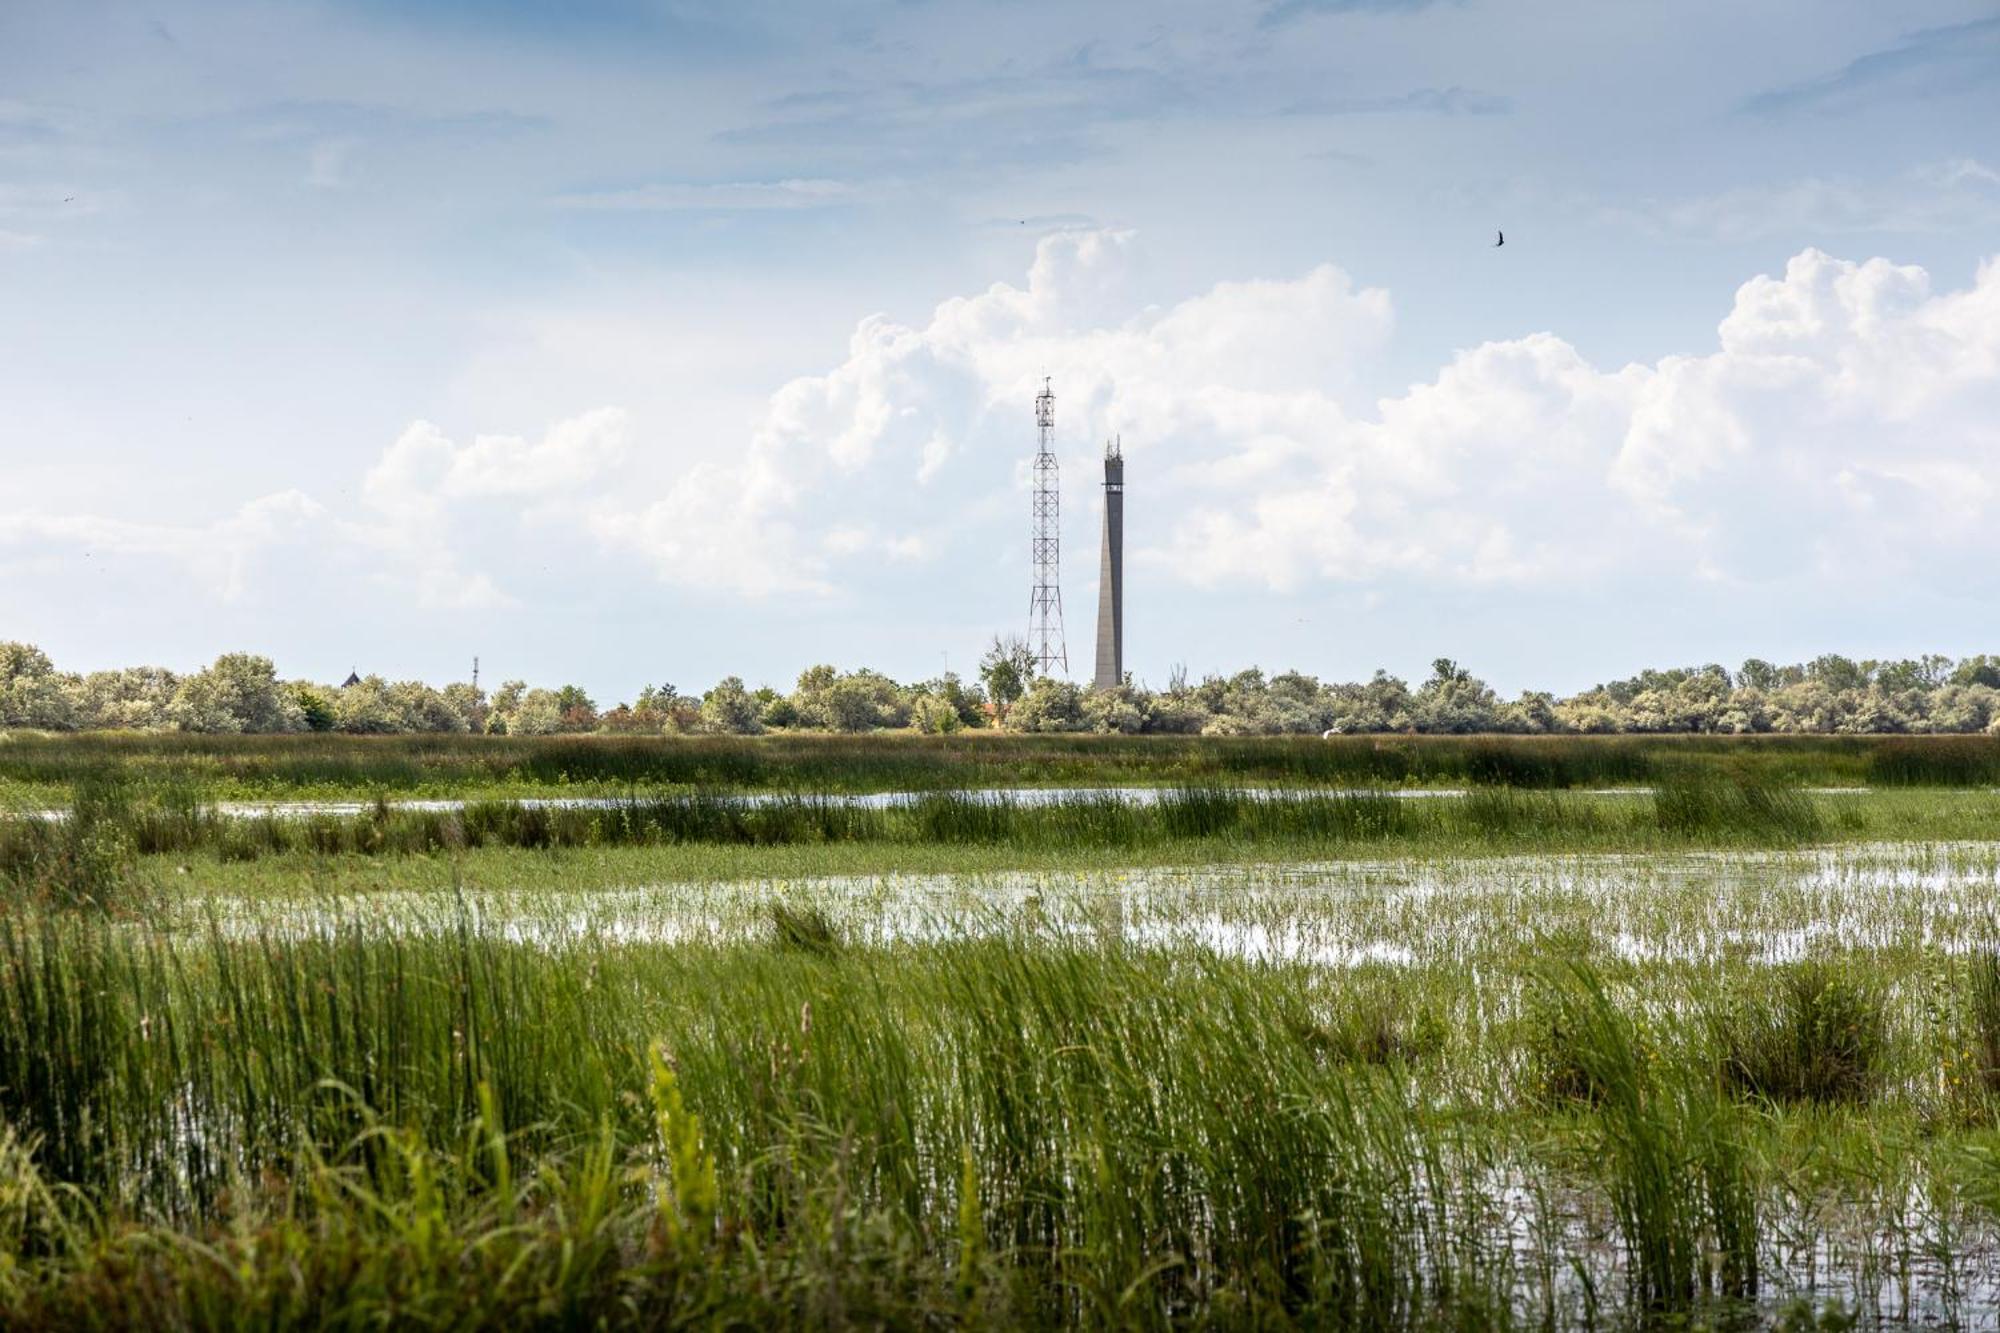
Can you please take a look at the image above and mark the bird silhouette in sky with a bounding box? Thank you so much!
[1494,230,1505,247]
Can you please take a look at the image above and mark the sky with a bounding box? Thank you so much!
[2,0,1999,702]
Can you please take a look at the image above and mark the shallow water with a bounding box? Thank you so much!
[185,840,2000,975]
[21,784,1886,821]
[26,785,1481,821]
[109,840,2000,1327]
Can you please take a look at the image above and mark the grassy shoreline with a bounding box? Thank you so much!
[66,785,1992,903]
[14,782,2000,907]
[9,730,2000,804]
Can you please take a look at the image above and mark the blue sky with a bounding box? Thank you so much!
[3,0,1998,700]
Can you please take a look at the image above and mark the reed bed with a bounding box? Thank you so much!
[4,732,2000,1326]
[1,776,1843,903]
[4,731,1992,803]
[0,900,1993,1326]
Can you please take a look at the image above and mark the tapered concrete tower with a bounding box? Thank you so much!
[1092,437,1124,692]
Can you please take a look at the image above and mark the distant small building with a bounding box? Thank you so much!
[341,670,361,688]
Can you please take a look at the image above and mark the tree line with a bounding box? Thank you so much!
[6,639,2000,736]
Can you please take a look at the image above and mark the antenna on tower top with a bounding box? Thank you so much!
[1029,378,1067,676]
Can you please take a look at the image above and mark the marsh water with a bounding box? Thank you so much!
[190,839,2000,964]
[154,840,2000,1326]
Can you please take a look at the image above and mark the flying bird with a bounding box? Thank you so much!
[1494,230,1504,247]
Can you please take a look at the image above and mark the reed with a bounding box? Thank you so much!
[3,750,1995,1325]
[1970,950,2000,1097]
[1720,961,1888,1106]
[1651,771,1824,842]
[8,731,1990,804]
[0,778,1859,885]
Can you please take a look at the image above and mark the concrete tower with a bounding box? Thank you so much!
[1093,437,1123,692]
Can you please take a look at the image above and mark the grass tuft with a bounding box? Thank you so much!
[769,901,841,956]
[1721,961,1886,1106]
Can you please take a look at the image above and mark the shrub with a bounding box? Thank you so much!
[910,695,960,735]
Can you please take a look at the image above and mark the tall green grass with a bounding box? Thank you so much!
[3,779,1840,894]
[0,914,1537,1326]
[0,899,1986,1325]
[2,753,1993,1324]
[1720,961,1888,1106]
[1541,964,1757,1310]
[1652,771,1826,842]
[6,731,1986,801]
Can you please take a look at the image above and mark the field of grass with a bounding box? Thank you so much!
[8,730,2000,804]
[6,737,2000,1327]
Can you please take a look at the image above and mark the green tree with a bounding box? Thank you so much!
[289,681,337,732]
[1412,660,1498,734]
[914,672,986,729]
[440,682,488,733]
[486,680,526,734]
[1737,659,1781,692]
[552,685,597,732]
[71,666,178,731]
[1952,656,2000,690]
[333,676,402,733]
[978,636,1036,722]
[0,642,78,729]
[699,677,763,734]
[1805,654,1866,694]
[1081,685,1146,734]
[167,654,304,733]
[387,680,466,732]
[506,689,565,736]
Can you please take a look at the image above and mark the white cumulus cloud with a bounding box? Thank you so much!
[620,232,2000,601]
[11,234,2000,625]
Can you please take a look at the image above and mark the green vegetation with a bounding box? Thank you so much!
[3,841,2000,1325]
[5,732,2000,1326]
[10,728,2000,806]
[13,639,2000,739]
[27,773,2000,905]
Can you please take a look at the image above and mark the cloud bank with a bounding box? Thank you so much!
[8,232,2000,619]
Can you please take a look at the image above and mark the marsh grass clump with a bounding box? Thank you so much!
[911,791,1021,844]
[1156,784,1245,839]
[1456,787,1605,842]
[1285,994,1441,1068]
[770,901,841,956]
[1653,771,1823,843]
[1721,961,1887,1106]
[1539,964,1758,1312]
[1460,738,1648,788]
[0,919,1498,1327]
[0,777,141,912]
[1964,949,2000,1098]
[1867,736,2000,787]
[1253,789,1413,841]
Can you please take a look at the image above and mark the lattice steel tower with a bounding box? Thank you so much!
[1029,377,1068,675]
